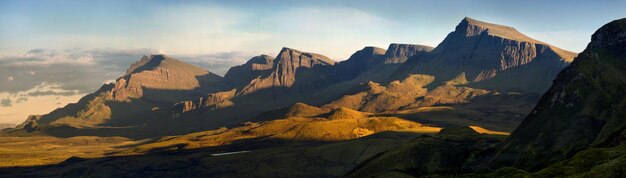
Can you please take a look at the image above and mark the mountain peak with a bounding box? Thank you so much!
[277,47,336,65]
[386,44,433,55]
[455,17,540,43]
[455,18,576,61]
[125,54,207,76]
[361,46,387,55]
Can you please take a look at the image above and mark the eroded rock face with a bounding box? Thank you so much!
[383,43,434,64]
[489,18,626,171]
[333,46,387,81]
[224,55,275,88]
[238,47,335,96]
[111,55,223,103]
[171,89,236,119]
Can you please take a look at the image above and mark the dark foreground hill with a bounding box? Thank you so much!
[346,17,626,177]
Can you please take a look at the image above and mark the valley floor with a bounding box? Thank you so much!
[0,136,138,167]
[0,111,511,177]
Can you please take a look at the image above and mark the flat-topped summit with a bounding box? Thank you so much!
[277,47,336,65]
[125,54,209,76]
[456,17,576,61]
[457,17,539,43]
[394,17,578,93]
[360,46,387,56]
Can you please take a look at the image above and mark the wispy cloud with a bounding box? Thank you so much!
[0,98,11,107]
[0,85,84,124]
[0,48,158,93]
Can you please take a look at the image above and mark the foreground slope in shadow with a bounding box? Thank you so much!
[346,17,626,177]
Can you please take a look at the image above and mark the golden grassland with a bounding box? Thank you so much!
[469,125,510,135]
[0,106,513,169]
[0,136,139,167]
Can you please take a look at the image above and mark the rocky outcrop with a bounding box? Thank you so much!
[14,115,41,132]
[323,74,435,112]
[333,46,386,81]
[223,55,275,88]
[383,43,434,64]
[489,18,626,171]
[237,47,336,96]
[171,89,236,119]
[323,73,493,113]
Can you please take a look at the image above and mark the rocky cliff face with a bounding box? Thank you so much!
[112,55,223,103]
[400,17,576,93]
[223,55,275,88]
[169,48,339,122]
[237,47,335,96]
[383,43,434,64]
[171,89,236,118]
[332,46,386,81]
[489,18,626,170]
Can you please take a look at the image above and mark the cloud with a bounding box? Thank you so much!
[15,97,28,103]
[0,98,11,107]
[172,51,262,75]
[0,82,83,123]
[3,82,80,98]
[0,48,157,93]
[0,48,261,94]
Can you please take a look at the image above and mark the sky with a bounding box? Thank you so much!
[1,0,625,124]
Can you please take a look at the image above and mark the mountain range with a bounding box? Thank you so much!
[7,17,626,178]
[3,17,575,139]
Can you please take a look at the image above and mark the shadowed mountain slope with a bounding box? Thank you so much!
[383,43,434,64]
[7,55,225,137]
[345,17,626,178]
[235,47,335,96]
[395,17,577,93]
[487,17,626,171]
